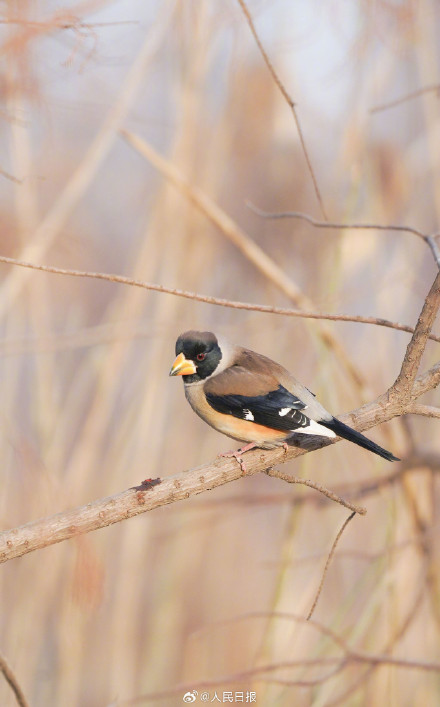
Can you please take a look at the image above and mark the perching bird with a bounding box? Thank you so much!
[169,330,399,466]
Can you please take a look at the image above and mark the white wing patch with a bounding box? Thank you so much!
[243,409,254,421]
[294,420,336,438]
[279,405,307,416]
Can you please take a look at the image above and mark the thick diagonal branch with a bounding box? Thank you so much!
[391,270,440,401]
[0,360,438,565]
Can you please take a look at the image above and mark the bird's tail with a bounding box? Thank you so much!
[319,417,400,462]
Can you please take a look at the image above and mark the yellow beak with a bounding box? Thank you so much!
[169,352,197,376]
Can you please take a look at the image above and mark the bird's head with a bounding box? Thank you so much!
[169,330,223,384]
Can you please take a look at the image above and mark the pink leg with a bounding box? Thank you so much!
[219,442,258,473]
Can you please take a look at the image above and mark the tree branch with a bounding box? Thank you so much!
[1,253,438,343]
[236,0,327,219]
[390,270,440,401]
[265,469,366,515]
[306,511,356,620]
[0,254,438,566]
[407,404,440,419]
[247,202,440,270]
[370,83,440,114]
[0,654,29,707]
[0,358,438,565]
[411,360,440,398]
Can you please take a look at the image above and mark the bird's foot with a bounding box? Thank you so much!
[220,450,247,473]
[219,442,258,474]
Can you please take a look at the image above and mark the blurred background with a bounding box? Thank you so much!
[0,0,439,705]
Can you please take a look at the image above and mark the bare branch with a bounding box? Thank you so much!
[0,254,438,355]
[391,271,440,401]
[236,0,327,219]
[119,656,440,704]
[0,654,29,707]
[248,202,440,269]
[407,404,440,419]
[2,252,438,343]
[0,167,23,184]
[1,357,438,565]
[118,627,440,705]
[410,360,440,400]
[265,469,366,515]
[0,17,136,30]
[0,238,437,569]
[115,660,339,705]
[370,84,440,114]
[197,611,440,675]
[248,202,428,240]
[215,452,440,513]
[259,474,362,618]
[307,511,356,620]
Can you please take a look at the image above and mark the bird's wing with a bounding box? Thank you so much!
[204,365,311,431]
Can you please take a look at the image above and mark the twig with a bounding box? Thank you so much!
[236,0,327,219]
[0,255,440,344]
[117,643,440,704]
[0,167,23,184]
[407,404,440,419]
[265,469,366,515]
[260,469,363,625]
[195,452,440,515]
[257,666,344,688]
[0,253,438,343]
[196,609,353,653]
[248,202,440,270]
[0,654,29,707]
[195,610,440,675]
[307,512,356,620]
[0,17,136,30]
[248,202,428,240]
[411,360,440,400]
[391,270,440,401]
[370,84,440,114]
[111,660,340,705]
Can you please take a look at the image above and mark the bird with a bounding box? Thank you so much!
[169,330,399,469]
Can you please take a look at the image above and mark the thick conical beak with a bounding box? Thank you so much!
[169,352,197,376]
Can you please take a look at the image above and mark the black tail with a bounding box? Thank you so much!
[320,417,400,462]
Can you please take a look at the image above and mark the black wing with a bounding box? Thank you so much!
[205,384,311,432]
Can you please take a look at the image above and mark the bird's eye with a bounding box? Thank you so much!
[196,352,205,361]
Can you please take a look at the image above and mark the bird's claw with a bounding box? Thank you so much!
[219,449,248,474]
